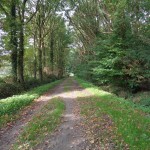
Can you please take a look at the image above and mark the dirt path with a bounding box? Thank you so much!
[0,78,93,150]
[36,79,94,150]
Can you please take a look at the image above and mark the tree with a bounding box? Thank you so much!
[66,0,150,91]
[0,0,18,82]
[0,0,40,83]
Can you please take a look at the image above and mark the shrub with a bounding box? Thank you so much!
[23,78,41,90]
[0,76,60,99]
[44,74,59,82]
[0,78,5,83]
[0,80,62,128]
[0,83,24,99]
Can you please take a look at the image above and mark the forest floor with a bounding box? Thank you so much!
[0,78,149,150]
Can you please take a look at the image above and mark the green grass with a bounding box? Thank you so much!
[76,78,150,150]
[64,78,73,92]
[101,84,150,107]
[132,91,150,107]
[0,80,62,128]
[12,97,65,150]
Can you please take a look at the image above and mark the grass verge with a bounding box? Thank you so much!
[76,78,150,150]
[64,78,73,92]
[0,80,62,128]
[12,97,65,150]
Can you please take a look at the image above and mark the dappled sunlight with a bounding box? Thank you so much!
[35,87,94,103]
[60,89,94,99]
[77,78,150,149]
[2,78,149,150]
[86,87,112,97]
[30,79,94,149]
[1,0,149,149]
[63,112,80,122]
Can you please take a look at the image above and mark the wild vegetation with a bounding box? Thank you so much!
[0,0,150,149]
[0,0,72,100]
[0,80,62,128]
[0,0,149,104]
[65,0,150,103]
[0,0,71,93]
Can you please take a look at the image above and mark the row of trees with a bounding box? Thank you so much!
[0,0,71,84]
[66,0,150,92]
[0,0,149,92]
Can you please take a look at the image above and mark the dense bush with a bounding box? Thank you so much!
[75,35,150,93]
[72,0,150,94]
[0,83,24,99]
[0,78,5,83]
[0,75,59,99]
[0,80,62,128]
[23,78,41,90]
[43,74,59,82]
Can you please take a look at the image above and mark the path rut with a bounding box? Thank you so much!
[36,79,93,150]
[0,78,93,150]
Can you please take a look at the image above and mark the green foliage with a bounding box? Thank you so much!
[0,83,24,99]
[76,78,150,149]
[72,0,150,92]
[0,0,71,83]
[0,75,60,99]
[13,98,65,149]
[0,80,62,128]
[75,33,150,91]
[132,91,150,107]
[0,78,5,83]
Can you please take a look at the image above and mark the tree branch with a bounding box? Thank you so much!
[26,0,40,24]
[0,3,9,16]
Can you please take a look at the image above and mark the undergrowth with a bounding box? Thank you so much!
[76,78,150,150]
[0,80,62,128]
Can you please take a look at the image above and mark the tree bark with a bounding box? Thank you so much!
[33,34,37,79]
[10,0,18,82]
[50,31,54,73]
[17,0,27,84]
[58,43,64,78]
[42,41,46,67]
[38,28,43,81]
[18,24,24,83]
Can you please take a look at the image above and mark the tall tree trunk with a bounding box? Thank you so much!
[10,0,18,82]
[58,44,64,78]
[18,24,24,83]
[33,34,37,79]
[17,0,27,84]
[42,41,46,67]
[50,31,54,73]
[38,28,43,81]
[34,55,37,79]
